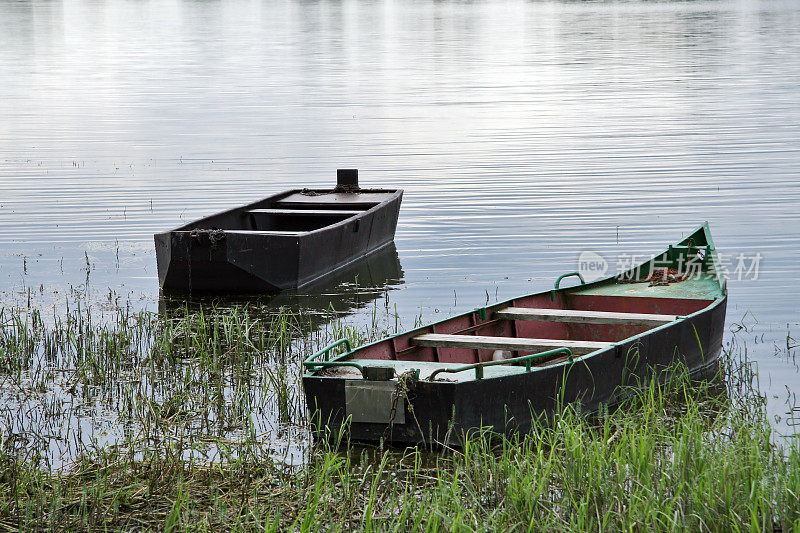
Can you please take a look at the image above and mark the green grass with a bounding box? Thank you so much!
[1,297,799,531]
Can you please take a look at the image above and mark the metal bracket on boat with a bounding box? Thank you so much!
[551,271,586,301]
[305,338,352,363]
[428,348,573,381]
[304,339,364,375]
[554,271,586,290]
[476,307,487,320]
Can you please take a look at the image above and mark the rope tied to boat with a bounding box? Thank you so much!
[190,228,226,248]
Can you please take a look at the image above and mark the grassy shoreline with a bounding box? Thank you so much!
[1,301,799,531]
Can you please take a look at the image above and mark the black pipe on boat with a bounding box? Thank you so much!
[336,169,359,191]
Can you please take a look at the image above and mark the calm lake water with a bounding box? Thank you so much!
[1,0,799,446]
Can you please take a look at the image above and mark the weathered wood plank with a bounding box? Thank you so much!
[411,334,611,355]
[224,230,306,236]
[495,307,677,327]
[247,209,362,216]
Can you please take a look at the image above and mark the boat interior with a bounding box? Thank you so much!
[181,190,399,235]
[313,230,725,381]
[330,290,718,381]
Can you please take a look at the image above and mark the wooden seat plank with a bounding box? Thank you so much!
[224,230,306,236]
[247,209,362,216]
[495,307,676,327]
[411,333,610,355]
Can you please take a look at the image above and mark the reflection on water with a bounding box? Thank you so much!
[158,242,405,330]
[1,0,799,439]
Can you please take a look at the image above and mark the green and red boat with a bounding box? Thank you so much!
[302,223,727,445]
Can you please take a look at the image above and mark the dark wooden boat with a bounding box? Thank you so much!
[155,170,403,292]
[302,223,727,445]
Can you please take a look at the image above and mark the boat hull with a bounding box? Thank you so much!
[304,295,726,445]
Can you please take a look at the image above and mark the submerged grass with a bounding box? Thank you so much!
[1,297,799,531]
[0,295,398,470]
